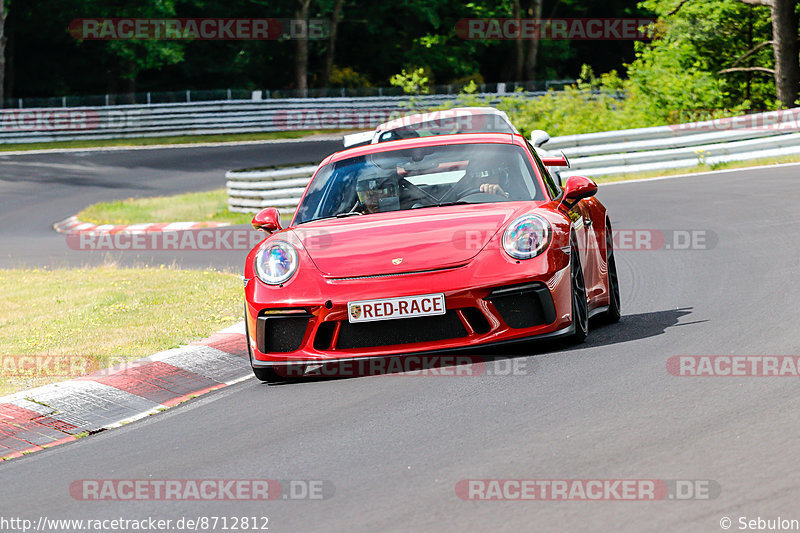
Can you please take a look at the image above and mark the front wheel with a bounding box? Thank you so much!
[602,225,621,323]
[569,239,589,343]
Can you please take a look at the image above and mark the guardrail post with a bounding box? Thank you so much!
[227,88,232,100]
[147,92,151,105]
[17,98,22,109]
[186,90,191,103]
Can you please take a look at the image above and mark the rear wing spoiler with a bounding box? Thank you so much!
[343,131,374,148]
[541,153,570,168]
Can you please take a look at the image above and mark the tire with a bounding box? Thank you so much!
[570,239,589,343]
[602,225,621,324]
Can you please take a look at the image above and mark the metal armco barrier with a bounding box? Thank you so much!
[544,108,800,177]
[227,166,316,214]
[0,93,539,145]
[226,107,800,214]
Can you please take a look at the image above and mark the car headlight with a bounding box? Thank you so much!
[502,214,551,259]
[255,240,299,285]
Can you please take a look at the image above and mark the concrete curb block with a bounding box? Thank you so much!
[0,321,251,460]
[53,215,232,235]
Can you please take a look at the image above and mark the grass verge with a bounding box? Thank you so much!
[0,265,242,396]
[77,188,254,226]
[0,129,348,153]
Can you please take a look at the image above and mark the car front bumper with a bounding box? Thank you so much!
[245,246,574,366]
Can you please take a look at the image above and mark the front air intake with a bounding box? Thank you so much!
[335,311,467,349]
[257,310,311,353]
[486,283,556,329]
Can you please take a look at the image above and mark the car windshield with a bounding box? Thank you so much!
[376,113,516,143]
[294,143,544,225]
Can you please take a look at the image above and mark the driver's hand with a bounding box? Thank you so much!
[480,183,505,196]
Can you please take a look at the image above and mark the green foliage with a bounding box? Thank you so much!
[390,67,431,95]
[328,66,371,88]
[433,64,748,137]
[7,0,780,131]
[449,72,484,89]
[632,0,776,113]
[75,0,185,81]
[461,80,479,94]
[493,68,652,137]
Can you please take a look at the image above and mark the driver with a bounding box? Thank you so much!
[471,166,510,198]
[355,175,400,213]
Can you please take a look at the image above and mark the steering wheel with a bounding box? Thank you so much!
[456,187,508,201]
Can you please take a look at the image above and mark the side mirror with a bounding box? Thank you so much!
[561,176,598,206]
[530,129,551,148]
[251,207,282,232]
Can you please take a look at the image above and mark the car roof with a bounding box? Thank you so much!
[323,132,522,165]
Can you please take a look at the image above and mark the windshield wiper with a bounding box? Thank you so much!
[310,211,364,222]
[436,201,472,207]
[411,201,472,209]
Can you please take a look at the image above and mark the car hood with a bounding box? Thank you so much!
[291,203,533,278]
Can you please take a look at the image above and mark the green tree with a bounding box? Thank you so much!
[0,0,7,106]
[75,0,185,98]
[636,0,791,111]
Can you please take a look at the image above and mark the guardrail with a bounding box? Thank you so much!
[544,108,800,177]
[0,92,545,145]
[227,108,800,215]
[227,166,316,214]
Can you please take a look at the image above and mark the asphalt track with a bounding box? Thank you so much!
[0,138,341,270]
[1,144,800,532]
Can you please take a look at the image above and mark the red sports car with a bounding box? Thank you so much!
[244,131,620,382]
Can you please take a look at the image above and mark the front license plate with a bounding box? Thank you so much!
[348,293,446,323]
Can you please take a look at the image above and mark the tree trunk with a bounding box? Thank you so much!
[295,0,311,96]
[513,0,524,81]
[320,0,343,88]
[770,0,799,107]
[0,0,7,108]
[524,0,543,82]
